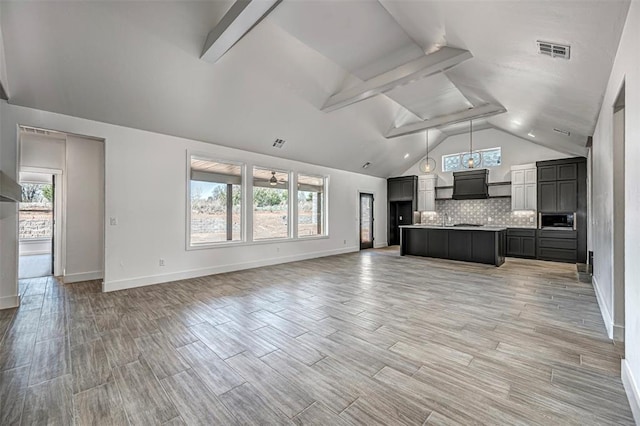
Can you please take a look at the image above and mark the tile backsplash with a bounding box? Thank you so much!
[419,198,537,228]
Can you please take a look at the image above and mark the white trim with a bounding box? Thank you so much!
[102,247,357,292]
[592,276,625,341]
[593,275,614,340]
[374,241,388,248]
[63,270,103,283]
[0,295,20,309]
[622,359,640,425]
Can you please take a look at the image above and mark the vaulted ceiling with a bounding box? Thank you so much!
[0,1,630,177]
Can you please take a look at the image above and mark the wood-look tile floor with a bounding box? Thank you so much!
[0,248,634,425]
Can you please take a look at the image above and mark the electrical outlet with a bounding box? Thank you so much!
[343,239,346,245]
[110,217,118,226]
[530,216,535,223]
[159,259,165,267]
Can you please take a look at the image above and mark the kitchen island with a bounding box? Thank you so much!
[400,225,506,266]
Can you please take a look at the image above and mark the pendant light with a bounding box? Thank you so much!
[418,130,436,173]
[269,171,278,186]
[467,119,475,169]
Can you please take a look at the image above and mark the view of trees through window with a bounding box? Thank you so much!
[19,182,54,240]
[189,157,328,245]
[189,158,242,245]
[298,174,325,237]
[253,168,289,240]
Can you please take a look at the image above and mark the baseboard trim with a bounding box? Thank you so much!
[0,295,20,310]
[622,359,640,425]
[592,275,614,340]
[374,241,388,249]
[64,270,104,284]
[103,246,358,292]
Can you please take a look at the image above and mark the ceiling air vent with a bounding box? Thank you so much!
[272,138,285,148]
[553,128,571,136]
[537,41,570,59]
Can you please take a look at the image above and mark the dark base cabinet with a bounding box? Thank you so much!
[401,227,505,266]
[536,229,577,263]
[506,228,536,259]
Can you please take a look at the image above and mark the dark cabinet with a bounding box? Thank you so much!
[557,180,578,211]
[448,231,472,261]
[538,181,558,212]
[388,176,418,246]
[427,229,448,258]
[506,228,536,258]
[388,176,417,202]
[538,165,557,182]
[537,159,581,213]
[557,163,578,180]
[401,227,505,266]
[536,230,577,263]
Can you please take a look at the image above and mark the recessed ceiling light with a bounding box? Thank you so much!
[403,153,410,159]
[362,162,371,169]
[512,120,522,126]
[527,132,536,138]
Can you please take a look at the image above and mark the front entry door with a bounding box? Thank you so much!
[360,193,374,250]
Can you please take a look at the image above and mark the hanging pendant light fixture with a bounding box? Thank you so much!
[467,119,475,169]
[269,171,278,186]
[418,130,436,173]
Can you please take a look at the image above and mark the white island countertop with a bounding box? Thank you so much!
[399,224,507,232]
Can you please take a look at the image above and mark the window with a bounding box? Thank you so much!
[297,174,326,237]
[253,167,289,240]
[442,147,501,172]
[189,156,243,246]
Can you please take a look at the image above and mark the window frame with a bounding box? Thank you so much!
[186,153,246,250]
[251,165,293,241]
[442,147,502,172]
[295,172,329,239]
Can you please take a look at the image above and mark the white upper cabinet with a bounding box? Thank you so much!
[511,163,537,211]
[417,175,437,212]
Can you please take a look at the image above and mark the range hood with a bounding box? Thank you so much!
[452,169,489,200]
[0,171,21,202]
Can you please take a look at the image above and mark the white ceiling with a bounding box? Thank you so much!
[0,1,630,178]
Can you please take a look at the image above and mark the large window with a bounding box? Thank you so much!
[442,147,502,172]
[297,174,326,237]
[253,167,289,240]
[189,156,243,246]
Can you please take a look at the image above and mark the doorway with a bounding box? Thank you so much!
[360,193,374,250]
[612,83,625,342]
[389,201,413,246]
[18,175,54,279]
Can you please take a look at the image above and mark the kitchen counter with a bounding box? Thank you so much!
[400,224,507,232]
[400,225,506,266]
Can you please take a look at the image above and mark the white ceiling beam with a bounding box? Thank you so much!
[201,0,281,64]
[322,47,472,112]
[385,103,506,139]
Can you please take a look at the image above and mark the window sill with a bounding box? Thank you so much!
[187,234,330,251]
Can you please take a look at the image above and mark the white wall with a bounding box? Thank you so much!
[21,133,65,169]
[65,135,104,282]
[591,2,640,422]
[401,128,571,185]
[0,102,388,300]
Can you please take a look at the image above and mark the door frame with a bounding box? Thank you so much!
[358,191,375,250]
[19,166,64,277]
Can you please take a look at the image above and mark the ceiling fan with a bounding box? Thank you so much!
[269,171,286,186]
